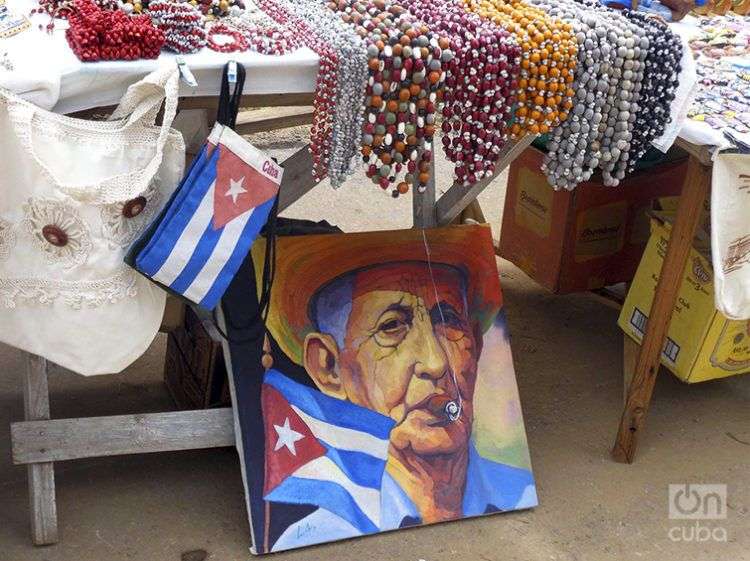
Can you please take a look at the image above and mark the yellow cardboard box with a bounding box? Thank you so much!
[618,215,750,383]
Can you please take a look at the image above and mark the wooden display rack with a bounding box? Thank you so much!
[8,92,534,545]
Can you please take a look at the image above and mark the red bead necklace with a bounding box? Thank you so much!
[206,22,249,52]
[257,0,340,181]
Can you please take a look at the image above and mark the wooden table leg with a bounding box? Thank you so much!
[612,155,711,463]
[622,335,639,406]
[22,352,59,545]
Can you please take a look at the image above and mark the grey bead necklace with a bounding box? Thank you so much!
[529,0,680,190]
[267,0,369,186]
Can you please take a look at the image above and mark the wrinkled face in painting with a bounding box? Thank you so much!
[303,262,482,458]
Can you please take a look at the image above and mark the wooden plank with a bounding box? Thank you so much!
[436,135,534,226]
[675,137,713,167]
[21,353,58,545]
[622,335,639,405]
[11,408,235,465]
[413,158,437,228]
[278,144,321,212]
[28,463,57,546]
[612,155,711,463]
[178,93,315,112]
[452,198,487,225]
[234,106,314,135]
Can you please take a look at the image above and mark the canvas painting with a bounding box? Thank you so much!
[219,224,537,554]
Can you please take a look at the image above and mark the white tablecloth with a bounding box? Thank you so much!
[0,0,318,113]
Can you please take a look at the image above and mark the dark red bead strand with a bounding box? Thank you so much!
[402,0,521,186]
[257,0,340,181]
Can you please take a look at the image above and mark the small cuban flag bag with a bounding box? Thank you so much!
[128,63,282,310]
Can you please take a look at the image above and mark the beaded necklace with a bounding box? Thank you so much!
[400,0,521,186]
[463,0,578,137]
[577,0,646,186]
[223,0,299,55]
[529,0,649,188]
[206,21,248,51]
[619,10,682,174]
[259,0,368,186]
[148,0,206,53]
[328,0,451,195]
[65,0,164,60]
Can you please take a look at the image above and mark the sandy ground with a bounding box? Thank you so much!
[0,127,748,561]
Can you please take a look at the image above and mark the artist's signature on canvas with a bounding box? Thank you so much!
[295,521,316,540]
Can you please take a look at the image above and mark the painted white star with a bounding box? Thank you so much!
[273,417,305,456]
[225,176,247,204]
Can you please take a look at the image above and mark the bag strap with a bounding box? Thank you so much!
[216,62,246,130]
[212,194,279,344]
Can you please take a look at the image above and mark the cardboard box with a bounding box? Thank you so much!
[498,146,689,293]
[618,216,750,383]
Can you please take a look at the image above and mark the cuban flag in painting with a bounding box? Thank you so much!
[135,124,281,310]
[262,369,395,537]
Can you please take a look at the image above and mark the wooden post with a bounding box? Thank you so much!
[21,352,58,545]
[612,156,711,463]
[622,335,639,406]
[413,158,437,229]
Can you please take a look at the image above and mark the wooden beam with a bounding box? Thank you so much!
[178,93,315,112]
[622,335,639,405]
[234,106,314,135]
[278,144,321,212]
[21,353,58,545]
[675,137,713,167]
[436,135,534,226]
[11,408,235,465]
[612,155,711,463]
[413,158,437,228]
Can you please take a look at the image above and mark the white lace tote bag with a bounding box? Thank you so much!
[0,64,185,375]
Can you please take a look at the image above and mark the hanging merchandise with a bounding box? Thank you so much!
[0,65,184,376]
[618,10,682,174]
[257,0,368,186]
[526,0,683,189]
[399,0,521,187]
[326,0,451,195]
[65,0,165,61]
[711,153,750,320]
[129,63,283,311]
[463,0,578,137]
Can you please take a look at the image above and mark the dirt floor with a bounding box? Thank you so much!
[1,128,748,561]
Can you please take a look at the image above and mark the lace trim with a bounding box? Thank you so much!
[6,101,184,203]
[0,218,16,262]
[28,121,167,146]
[2,65,183,206]
[100,176,163,247]
[0,267,139,309]
[22,198,93,269]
